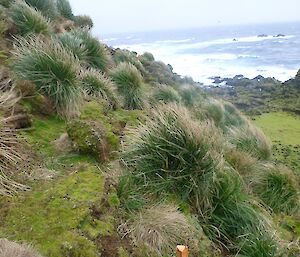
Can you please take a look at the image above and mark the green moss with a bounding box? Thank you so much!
[60,231,100,257]
[0,167,104,257]
[80,214,115,239]
[23,115,66,156]
[108,192,120,207]
[118,247,130,257]
[67,119,110,162]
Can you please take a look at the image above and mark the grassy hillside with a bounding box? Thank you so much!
[0,1,300,257]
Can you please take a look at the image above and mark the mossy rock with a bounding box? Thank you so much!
[67,120,111,162]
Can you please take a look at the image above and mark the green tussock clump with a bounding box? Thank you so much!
[58,29,112,72]
[223,102,247,128]
[56,0,73,19]
[178,84,203,107]
[122,103,223,206]
[79,68,118,108]
[10,0,51,36]
[12,36,82,117]
[111,62,144,110]
[152,84,181,104]
[206,170,278,255]
[74,15,93,29]
[25,0,57,18]
[113,49,145,74]
[202,99,246,130]
[251,164,299,214]
[228,122,272,160]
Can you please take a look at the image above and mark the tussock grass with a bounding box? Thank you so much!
[25,0,57,18]
[206,170,278,255]
[152,84,181,104]
[205,99,225,127]
[178,84,203,107]
[225,149,257,177]
[74,15,93,29]
[111,62,144,110]
[10,0,51,36]
[122,103,223,207]
[120,204,202,256]
[202,99,247,130]
[56,0,73,19]
[58,29,112,72]
[223,102,247,128]
[250,164,299,214]
[79,68,118,108]
[12,36,82,117]
[0,239,43,257]
[113,49,145,74]
[228,122,272,160]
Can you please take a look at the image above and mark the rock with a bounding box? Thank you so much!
[67,120,110,162]
[257,34,268,38]
[273,34,285,37]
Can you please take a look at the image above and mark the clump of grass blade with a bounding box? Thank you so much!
[152,84,181,104]
[122,103,223,208]
[113,49,145,74]
[79,68,118,108]
[12,36,82,117]
[111,62,144,110]
[250,164,299,214]
[56,0,73,19]
[58,29,112,72]
[120,204,203,256]
[25,0,57,18]
[0,238,43,257]
[10,0,50,36]
[228,122,272,160]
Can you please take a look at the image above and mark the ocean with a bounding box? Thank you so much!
[99,22,300,86]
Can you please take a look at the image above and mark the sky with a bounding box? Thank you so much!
[69,0,300,35]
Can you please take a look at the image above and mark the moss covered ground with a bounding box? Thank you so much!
[0,100,144,256]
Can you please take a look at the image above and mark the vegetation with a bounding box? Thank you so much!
[58,29,112,72]
[251,164,299,214]
[74,15,93,29]
[25,0,57,18]
[152,84,181,104]
[0,0,299,256]
[228,123,272,160]
[121,204,206,256]
[111,62,144,110]
[10,0,51,36]
[79,68,118,107]
[12,36,82,117]
[56,0,73,20]
[0,239,43,257]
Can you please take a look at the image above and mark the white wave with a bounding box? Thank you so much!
[114,35,297,85]
[154,38,193,44]
[103,37,118,42]
[177,35,295,50]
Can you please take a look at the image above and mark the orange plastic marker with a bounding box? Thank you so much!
[177,245,188,257]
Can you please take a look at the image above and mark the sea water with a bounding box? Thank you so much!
[100,22,300,85]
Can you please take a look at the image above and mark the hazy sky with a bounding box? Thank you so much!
[69,0,300,35]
